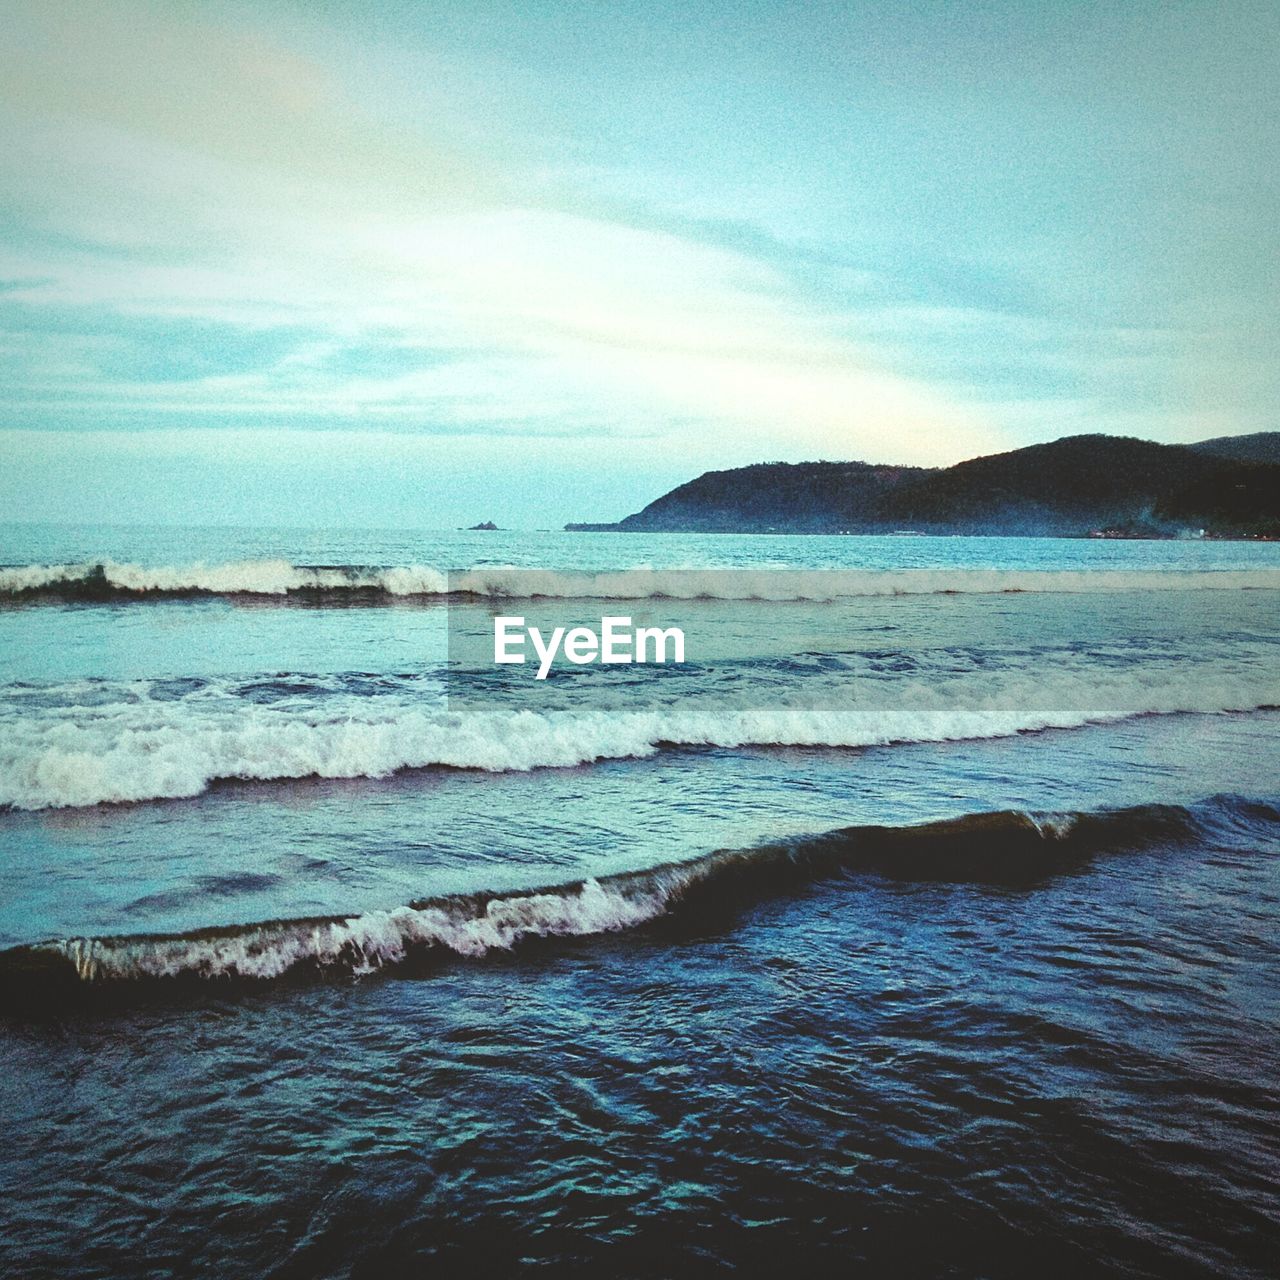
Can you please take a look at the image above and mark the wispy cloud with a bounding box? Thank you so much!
[1,0,1277,525]
[0,0,1000,469]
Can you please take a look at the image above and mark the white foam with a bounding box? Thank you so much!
[48,876,676,981]
[1027,812,1079,839]
[3,560,1279,600]
[449,567,1280,600]
[0,560,450,596]
[2,656,1277,809]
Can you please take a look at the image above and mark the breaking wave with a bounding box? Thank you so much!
[0,560,450,599]
[2,656,1278,810]
[3,560,1280,602]
[2,796,1275,1003]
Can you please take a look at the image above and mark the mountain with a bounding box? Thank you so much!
[579,461,932,533]
[567,433,1280,537]
[870,435,1217,535]
[1190,432,1280,465]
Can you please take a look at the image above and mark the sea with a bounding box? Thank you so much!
[1,523,1278,1278]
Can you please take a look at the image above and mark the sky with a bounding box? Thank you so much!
[1,0,1277,528]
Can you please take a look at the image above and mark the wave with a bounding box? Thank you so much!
[3,796,1274,1005]
[0,560,450,599]
[4,560,1280,602]
[3,655,1278,810]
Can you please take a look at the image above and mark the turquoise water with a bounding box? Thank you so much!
[1,524,1278,1276]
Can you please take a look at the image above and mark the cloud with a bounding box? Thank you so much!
[0,0,1003,467]
[2,0,1277,530]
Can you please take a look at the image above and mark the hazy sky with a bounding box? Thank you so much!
[2,0,1277,527]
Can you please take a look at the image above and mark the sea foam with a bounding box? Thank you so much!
[2,657,1277,810]
[7,796,1275,996]
[3,560,1279,601]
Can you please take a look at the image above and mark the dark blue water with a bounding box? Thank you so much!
[2,526,1278,1277]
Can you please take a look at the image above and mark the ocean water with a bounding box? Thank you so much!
[2,523,1279,1278]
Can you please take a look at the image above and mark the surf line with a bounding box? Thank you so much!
[494,615,685,679]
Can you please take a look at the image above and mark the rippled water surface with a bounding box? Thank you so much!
[1,524,1278,1277]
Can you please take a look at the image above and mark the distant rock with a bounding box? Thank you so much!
[467,521,500,531]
